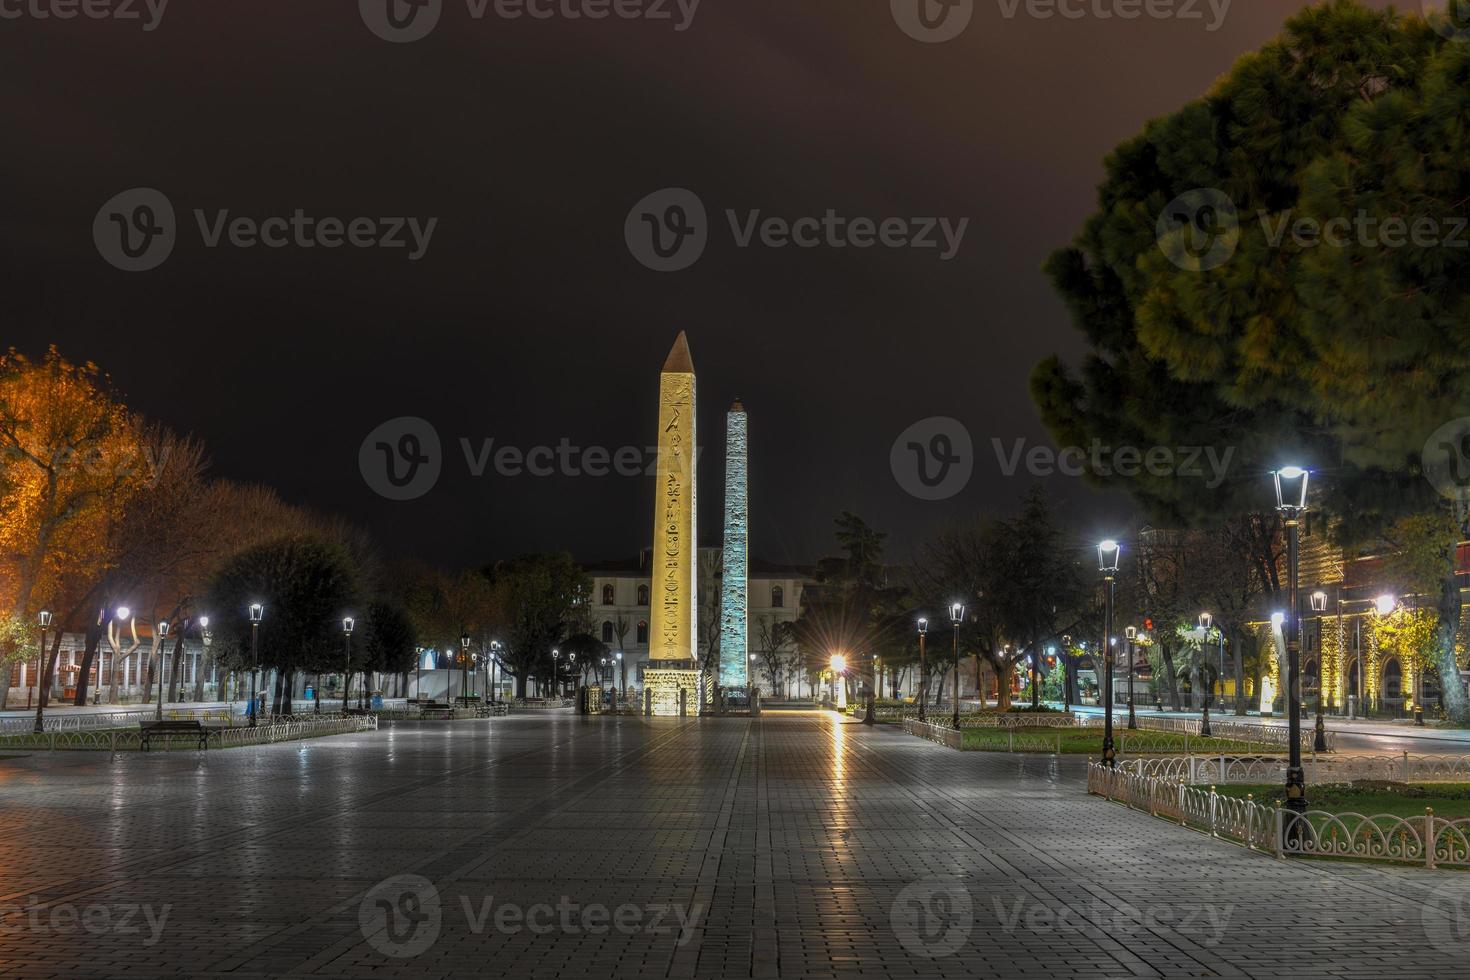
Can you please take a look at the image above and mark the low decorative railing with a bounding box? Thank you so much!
[903,718,963,749]
[507,699,573,711]
[1078,714,1332,752]
[1126,751,1470,785]
[0,714,377,753]
[1088,762,1470,869]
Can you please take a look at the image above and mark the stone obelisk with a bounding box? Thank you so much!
[649,332,697,669]
[718,400,749,689]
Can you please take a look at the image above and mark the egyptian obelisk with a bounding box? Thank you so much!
[718,400,749,688]
[649,332,697,668]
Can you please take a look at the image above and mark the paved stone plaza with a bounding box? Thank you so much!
[1,712,1466,978]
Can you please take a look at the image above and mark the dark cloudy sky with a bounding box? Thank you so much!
[2,0,1399,569]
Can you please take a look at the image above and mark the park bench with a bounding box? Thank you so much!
[138,719,210,752]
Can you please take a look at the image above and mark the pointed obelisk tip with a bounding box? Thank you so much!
[730,397,744,413]
[662,331,694,374]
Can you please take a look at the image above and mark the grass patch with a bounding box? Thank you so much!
[1214,781,1470,820]
[960,727,1269,754]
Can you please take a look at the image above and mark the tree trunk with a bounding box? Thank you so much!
[1435,555,1470,724]
[192,644,207,703]
[168,633,185,703]
[1160,642,1181,710]
[1231,627,1247,715]
[74,623,103,705]
[515,672,527,699]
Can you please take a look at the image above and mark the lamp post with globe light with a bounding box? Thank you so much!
[916,618,929,722]
[1273,465,1311,829]
[1124,625,1138,730]
[153,621,170,721]
[248,604,264,726]
[1098,540,1121,767]
[949,602,965,729]
[31,610,53,733]
[341,617,355,713]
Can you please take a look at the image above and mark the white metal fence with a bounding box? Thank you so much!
[1126,752,1470,785]
[1078,714,1332,752]
[1089,762,1470,869]
[0,714,377,753]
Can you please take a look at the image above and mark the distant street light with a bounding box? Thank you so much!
[949,602,965,729]
[342,617,355,713]
[248,603,264,727]
[1098,540,1121,767]
[1273,465,1310,835]
[461,632,471,707]
[916,617,929,722]
[32,610,53,734]
[153,621,170,721]
[1124,625,1138,730]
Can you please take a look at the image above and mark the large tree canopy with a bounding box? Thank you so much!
[1034,0,1470,719]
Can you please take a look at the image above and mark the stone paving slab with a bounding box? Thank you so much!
[0,713,1466,978]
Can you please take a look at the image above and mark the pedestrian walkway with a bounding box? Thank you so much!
[0,712,1463,977]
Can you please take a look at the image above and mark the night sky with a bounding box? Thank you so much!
[2,1,1399,569]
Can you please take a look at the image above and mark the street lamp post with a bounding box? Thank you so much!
[1273,465,1310,832]
[1311,591,1330,748]
[1099,540,1120,768]
[491,640,502,704]
[949,602,965,729]
[1061,634,1071,711]
[551,648,560,701]
[1123,625,1138,730]
[916,618,928,723]
[1198,612,1216,737]
[248,603,264,727]
[617,651,625,705]
[153,620,170,721]
[460,633,471,706]
[31,610,53,734]
[341,617,354,713]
